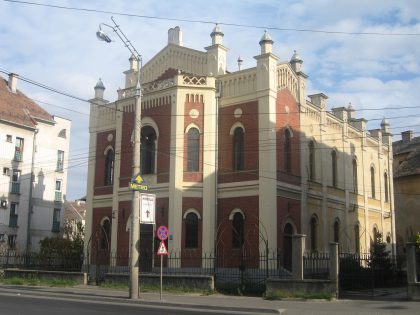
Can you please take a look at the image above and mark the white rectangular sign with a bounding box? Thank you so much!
[140,193,156,224]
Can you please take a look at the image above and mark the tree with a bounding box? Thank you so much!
[370,232,392,270]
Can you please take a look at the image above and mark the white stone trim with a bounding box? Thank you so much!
[229,208,245,221]
[183,208,202,220]
[185,123,201,134]
[229,122,245,135]
[142,117,160,137]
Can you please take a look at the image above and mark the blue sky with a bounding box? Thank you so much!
[0,0,419,200]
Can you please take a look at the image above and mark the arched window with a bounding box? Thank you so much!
[232,212,244,249]
[185,212,199,249]
[331,150,337,187]
[370,166,376,199]
[283,223,294,271]
[141,126,157,174]
[353,158,358,194]
[372,226,378,244]
[104,149,114,186]
[233,127,244,171]
[100,218,111,250]
[333,219,340,243]
[187,128,200,172]
[58,129,66,138]
[355,224,360,253]
[310,215,318,251]
[308,141,315,180]
[284,129,292,173]
[384,172,389,202]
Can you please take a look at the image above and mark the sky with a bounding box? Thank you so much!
[0,0,419,200]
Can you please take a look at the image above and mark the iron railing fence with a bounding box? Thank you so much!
[303,251,330,279]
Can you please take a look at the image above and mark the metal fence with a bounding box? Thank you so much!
[303,251,330,279]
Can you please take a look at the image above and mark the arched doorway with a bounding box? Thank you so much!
[283,223,294,272]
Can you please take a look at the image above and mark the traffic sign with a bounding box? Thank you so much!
[129,173,148,191]
[157,241,168,256]
[140,193,156,224]
[156,226,169,241]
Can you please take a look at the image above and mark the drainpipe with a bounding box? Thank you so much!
[26,128,38,253]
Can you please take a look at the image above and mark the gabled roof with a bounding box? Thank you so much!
[0,76,54,128]
[393,136,420,178]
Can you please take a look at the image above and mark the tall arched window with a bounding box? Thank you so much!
[355,224,360,253]
[283,223,294,271]
[352,158,358,194]
[100,218,111,250]
[284,129,292,173]
[187,128,200,172]
[104,149,114,186]
[232,212,244,249]
[310,215,318,251]
[308,141,315,180]
[233,127,244,171]
[141,126,157,174]
[185,212,199,249]
[333,219,340,243]
[370,166,376,199]
[331,150,337,187]
[384,172,389,202]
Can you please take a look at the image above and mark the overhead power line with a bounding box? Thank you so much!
[3,0,420,36]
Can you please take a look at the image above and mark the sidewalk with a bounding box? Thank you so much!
[0,284,286,314]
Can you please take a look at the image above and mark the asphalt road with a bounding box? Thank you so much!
[0,293,248,315]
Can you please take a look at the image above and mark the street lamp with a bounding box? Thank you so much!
[96,16,142,299]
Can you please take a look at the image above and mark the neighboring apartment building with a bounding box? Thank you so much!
[0,73,71,251]
[393,130,420,254]
[63,198,86,241]
[85,26,394,267]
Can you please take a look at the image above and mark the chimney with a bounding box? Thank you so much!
[401,130,413,142]
[8,73,18,93]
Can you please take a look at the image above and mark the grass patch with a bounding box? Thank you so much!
[0,276,78,287]
[265,289,333,300]
[99,282,212,295]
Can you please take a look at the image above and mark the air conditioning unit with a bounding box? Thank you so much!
[0,200,7,208]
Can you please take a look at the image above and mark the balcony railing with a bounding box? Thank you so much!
[9,215,18,227]
[55,191,62,202]
[11,182,20,194]
[52,221,60,232]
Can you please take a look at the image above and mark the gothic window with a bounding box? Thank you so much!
[310,215,318,251]
[185,212,199,249]
[232,212,244,249]
[284,129,292,173]
[104,149,114,186]
[141,126,157,174]
[384,172,389,202]
[187,128,199,172]
[353,158,358,194]
[331,150,337,187]
[308,141,315,180]
[333,219,340,243]
[355,224,360,253]
[370,166,376,199]
[100,218,111,250]
[233,127,244,171]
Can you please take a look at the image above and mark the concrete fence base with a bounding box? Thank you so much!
[4,269,86,284]
[266,278,336,298]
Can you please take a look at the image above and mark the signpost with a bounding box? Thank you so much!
[156,226,169,300]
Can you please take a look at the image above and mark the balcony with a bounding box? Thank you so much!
[52,221,60,232]
[11,182,20,194]
[9,215,18,227]
[54,191,62,202]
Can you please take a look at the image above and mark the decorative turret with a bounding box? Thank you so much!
[290,50,303,72]
[94,78,105,99]
[259,30,273,54]
[129,54,138,71]
[211,24,224,45]
[381,117,390,134]
[237,56,243,70]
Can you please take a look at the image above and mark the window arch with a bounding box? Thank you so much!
[384,172,389,202]
[352,158,358,194]
[308,141,315,180]
[372,225,379,244]
[355,224,360,253]
[187,127,200,172]
[141,126,157,174]
[231,211,244,249]
[104,148,114,186]
[370,166,376,199]
[100,218,111,250]
[310,214,318,251]
[58,129,66,138]
[333,219,340,243]
[185,212,199,249]
[284,128,292,173]
[331,150,337,187]
[233,127,244,171]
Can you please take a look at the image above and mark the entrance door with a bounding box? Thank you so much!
[283,223,293,272]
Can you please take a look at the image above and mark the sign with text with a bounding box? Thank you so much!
[140,193,156,224]
[129,174,148,191]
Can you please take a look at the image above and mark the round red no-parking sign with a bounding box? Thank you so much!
[156,225,169,241]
